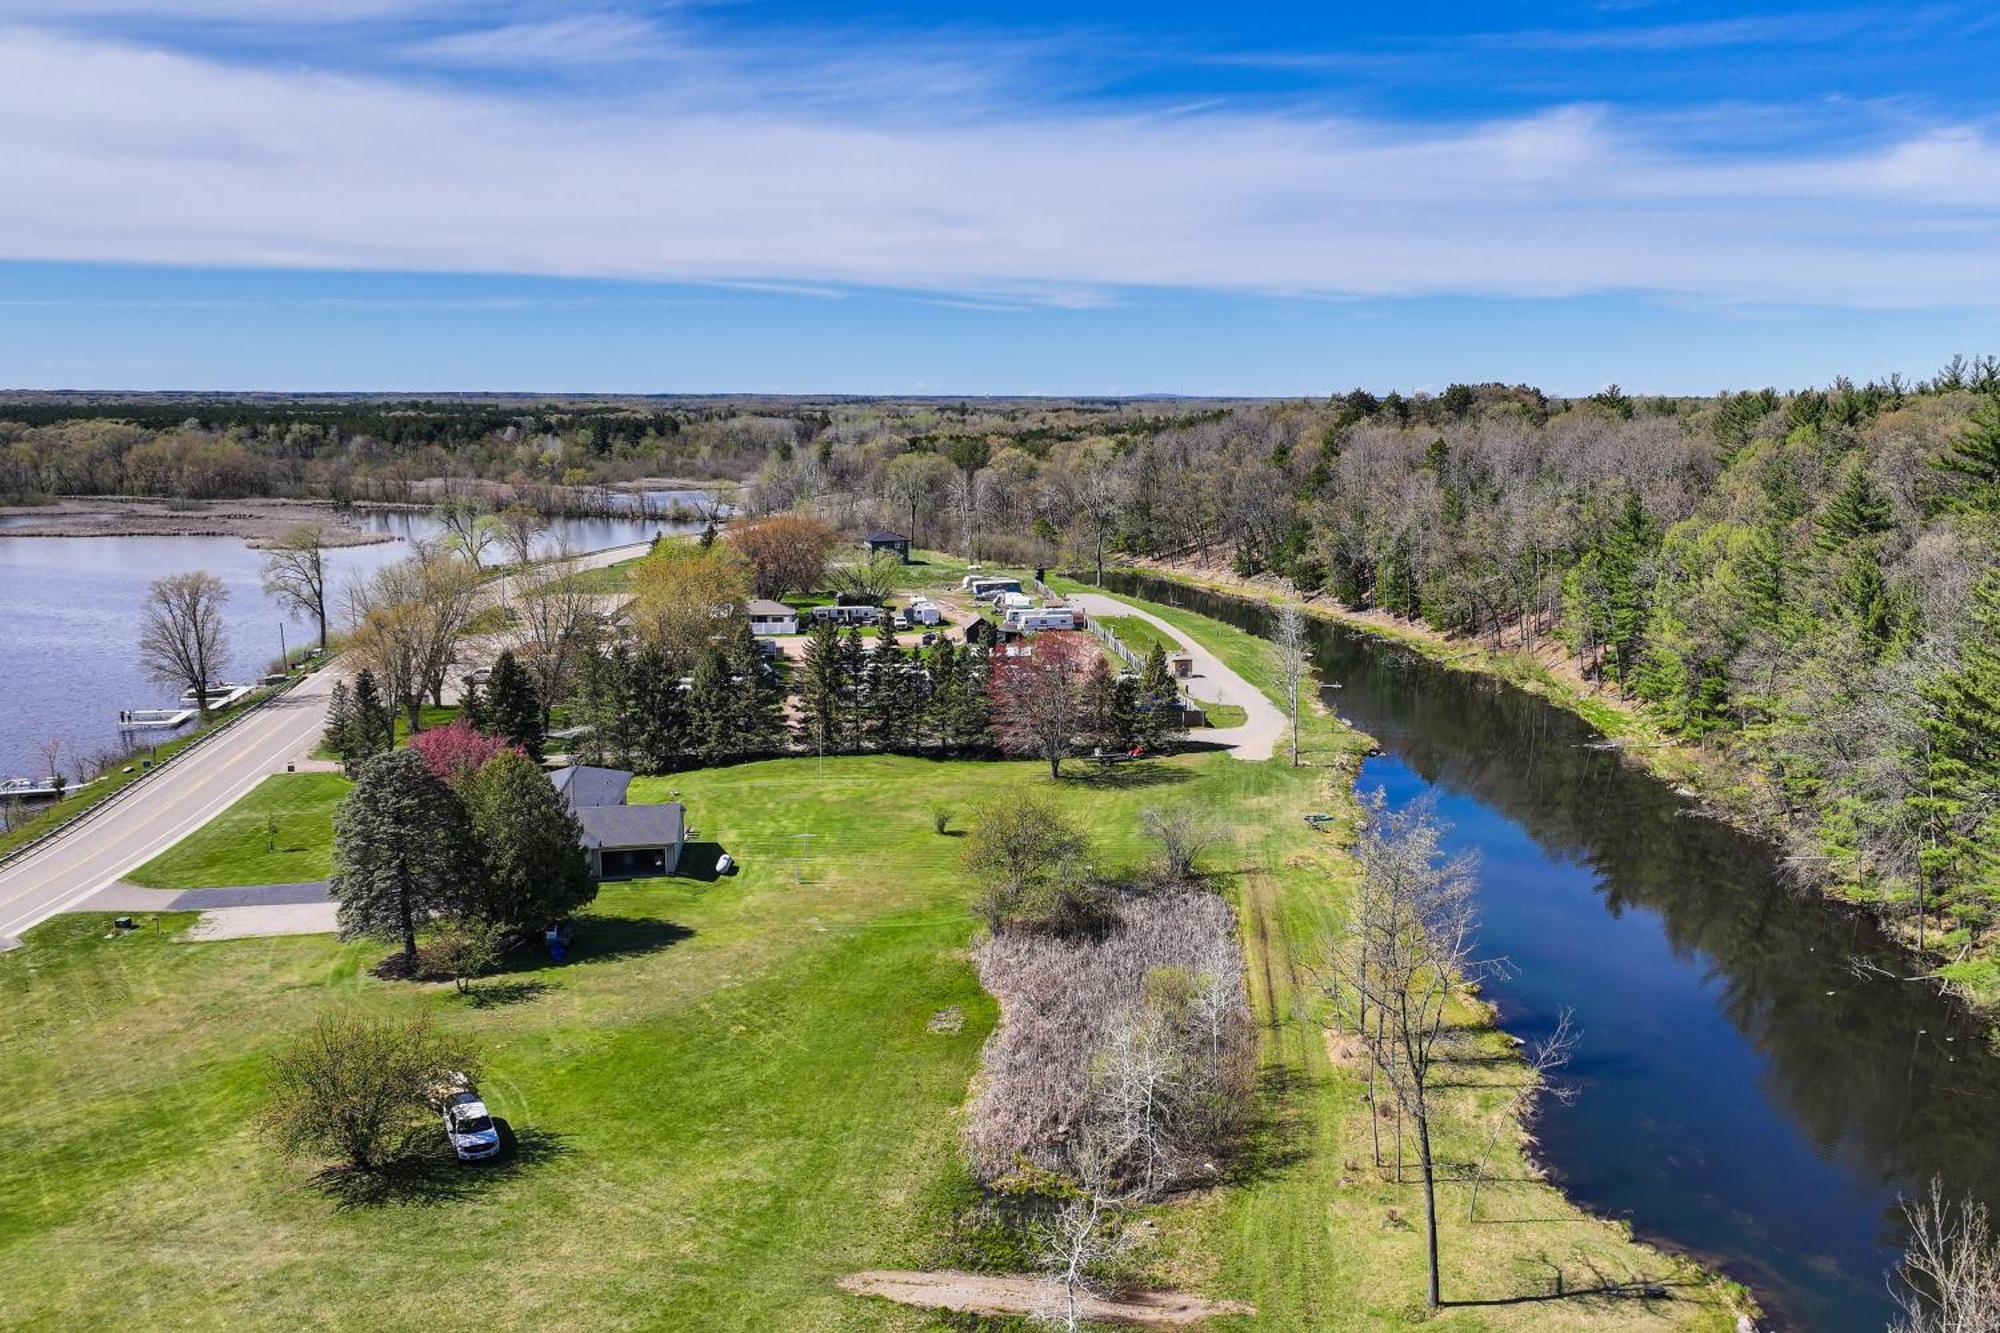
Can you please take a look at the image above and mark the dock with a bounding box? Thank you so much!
[118,707,197,730]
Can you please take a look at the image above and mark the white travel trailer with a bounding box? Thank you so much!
[905,598,944,626]
[1001,607,1076,633]
[810,604,885,627]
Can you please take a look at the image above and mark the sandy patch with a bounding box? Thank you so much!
[838,1270,1253,1326]
[186,903,338,940]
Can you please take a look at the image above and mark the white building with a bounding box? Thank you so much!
[747,599,798,635]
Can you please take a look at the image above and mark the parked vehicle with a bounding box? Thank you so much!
[428,1071,502,1162]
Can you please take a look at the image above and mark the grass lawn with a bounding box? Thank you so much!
[126,772,350,889]
[1095,612,1178,660]
[0,588,1743,1332]
[1199,700,1248,728]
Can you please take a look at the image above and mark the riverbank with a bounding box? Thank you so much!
[0,496,394,546]
[1116,556,2000,1013]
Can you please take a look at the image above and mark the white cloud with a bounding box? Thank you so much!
[401,14,674,67]
[0,26,1996,308]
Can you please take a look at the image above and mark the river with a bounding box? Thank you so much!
[1100,569,2000,1333]
[0,507,688,785]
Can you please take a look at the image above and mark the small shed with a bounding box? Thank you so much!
[864,530,911,563]
[747,599,798,636]
[1168,652,1195,680]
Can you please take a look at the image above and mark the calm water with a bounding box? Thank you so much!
[1101,570,2000,1332]
[0,509,676,781]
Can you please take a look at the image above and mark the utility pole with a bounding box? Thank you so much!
[278,622,288,672]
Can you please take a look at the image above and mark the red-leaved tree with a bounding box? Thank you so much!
[407,718,521,788]
[989,631,1095,779]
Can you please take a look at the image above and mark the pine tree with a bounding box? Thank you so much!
[483,649,545,759]
[346,668,394,772]
[1815,459,1895,552]
[460,749,596,928]
[1932,393,2000,514]
[1601,491,1656,689]
[1135,643,1180,749]
[330,749,475,965]
[865,618,914,752]
[686,647,736,762]
[323,680,354,768]
[924,637,962,750]
[726,623,787,757]
[629,642,688,772]
[797,620,845,756]
[838,627,868,750]
[1910,566,2000,915]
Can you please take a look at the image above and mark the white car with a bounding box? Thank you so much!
[440,1088,501,1162]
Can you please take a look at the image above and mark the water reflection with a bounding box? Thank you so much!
[1098,570,2000,1332]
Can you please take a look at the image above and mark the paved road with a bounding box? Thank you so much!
[0,541,650,949]
[1067,592,1285,762]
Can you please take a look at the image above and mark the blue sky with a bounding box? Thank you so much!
[0,1,1996,395]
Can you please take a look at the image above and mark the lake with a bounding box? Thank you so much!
[0,509,677,784]
[1100,569,2000,1333]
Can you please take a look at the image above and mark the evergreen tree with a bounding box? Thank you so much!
[330,749,475,965]
[1110,674,1144,752]
[1932,393,2000,514]
[686,646,736,762]
[924,637,963,750]
[322,680,354,768]
[797,620,845,756]
[1815,459,1895,552]
[838,628,868,750]
[629,642,688,771]
[460,750,596,930]
[1600,491,1656,689]
[726,623,788,757]
[1910,567,2000,916]
[345,668,395,772]
[936,643,992,751]
[1081,656,1120,751]
[865,618,915,751]
[483,649,545,759]
[1135,643,1180,749]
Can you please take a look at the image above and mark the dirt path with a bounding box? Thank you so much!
[838,1270,1254,1326]
[1068,592,1284,761]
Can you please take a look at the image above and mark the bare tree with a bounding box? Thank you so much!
[1272,603,1311,767]
[514,558,595,725]
[1034,1133,1134,1332]
[1892,1178,2000,1333]
[346,555,483,731]
[1466,1008,1578,1222]
[434,497,496,566]
[36,736,65,796]
[495,503,547,568]
[828,549,903,605]
[138,571,231,719]
[1324,791,1482,1310]
[1140,804,1224,880]
[260,524,331,652]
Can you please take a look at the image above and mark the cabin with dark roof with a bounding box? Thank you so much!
[863,530,911,563]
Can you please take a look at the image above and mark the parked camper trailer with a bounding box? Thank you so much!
[1001,607,1076,633]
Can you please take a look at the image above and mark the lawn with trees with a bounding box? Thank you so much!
[0,591,1744,1331]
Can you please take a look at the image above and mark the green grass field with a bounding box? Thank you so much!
[0,587,1743,1332]
[126,772,350,889]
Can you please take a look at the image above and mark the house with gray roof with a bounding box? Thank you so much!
[548,764,686,880]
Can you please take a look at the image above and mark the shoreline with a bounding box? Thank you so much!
[0,496,394,547]
[1114,556,1988,1014]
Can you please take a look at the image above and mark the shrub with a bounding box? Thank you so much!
[263,1014,479,1172]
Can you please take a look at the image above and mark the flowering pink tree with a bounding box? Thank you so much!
[407,718,521,788]
[989,631,1095,779]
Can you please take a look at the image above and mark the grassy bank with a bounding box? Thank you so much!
[0,682,297,862]
[126,772,350,889]
[1,586,1745,1330]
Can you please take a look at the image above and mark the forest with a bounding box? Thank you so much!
[5,364,1996,986]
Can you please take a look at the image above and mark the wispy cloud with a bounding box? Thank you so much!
[0,25,1995,309]
[401,13,674,67]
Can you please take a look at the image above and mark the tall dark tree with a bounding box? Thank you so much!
[482,649,545,759]
[686,646,737,762]
[341,668,395,773]
[461,749,596,929]
[629,642,689,772]
[330,749,475,965]
[727,624,788,756]
[1932,394,2000,514]
[865,618,916,751]
[1910,567,2000,916]
[796,620,845,757]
